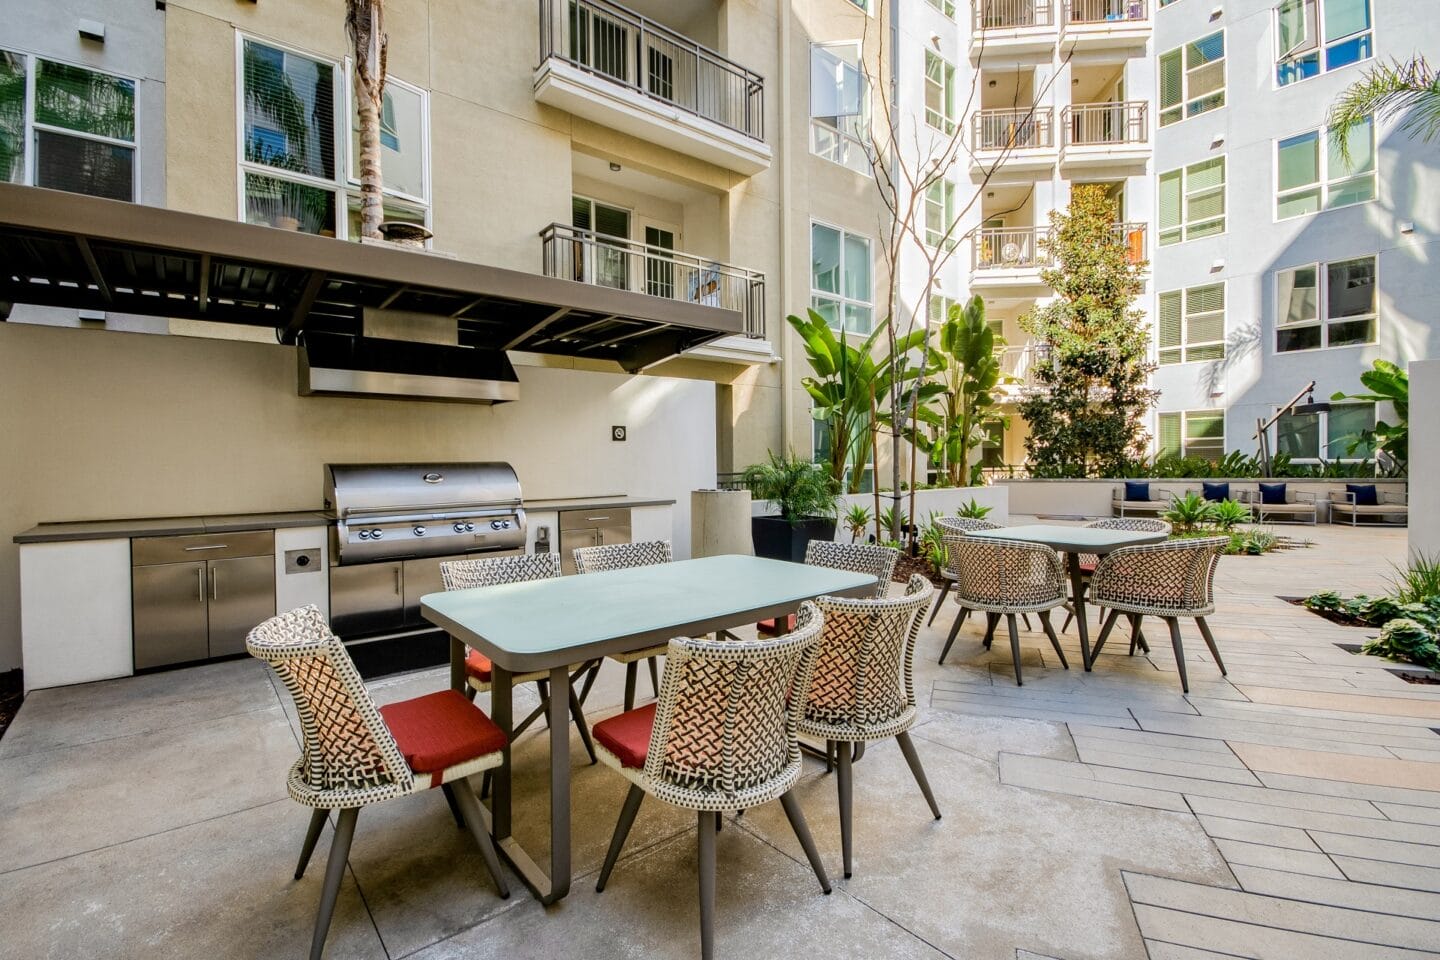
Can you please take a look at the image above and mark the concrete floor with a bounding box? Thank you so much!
[2,521,1438,959]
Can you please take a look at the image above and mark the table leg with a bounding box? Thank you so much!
[449,635,466,693]
[545,664,572,904]
[1067,553,1093,671]
[490,666,513,839]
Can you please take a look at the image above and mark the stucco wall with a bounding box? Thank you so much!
[1409,359,1439,559]
[0,322,717,671]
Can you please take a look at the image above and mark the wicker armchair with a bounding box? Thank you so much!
[441,554,597,764]
[247,607,509,960]
[927,517,1003,626]
[758,540,898,635]
[940,536,1069,686]
[800,575,941,879]
[1061,517,1173,634]
[573,540,674,710]
[1087,537,1227,693]
[591,604,831,960]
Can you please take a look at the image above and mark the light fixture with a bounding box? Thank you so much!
[78,19,106,42]
[1400,220,1415,234]
[1291,388,1330,416]
[608,162,621,172]
[1072,78,1079,85]
[1210,132,1225,147]
[987,79,996,88]
[1210,258,1225,272]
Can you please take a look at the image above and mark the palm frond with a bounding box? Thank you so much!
[1328,56,1440,163]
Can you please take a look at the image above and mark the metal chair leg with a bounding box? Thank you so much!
[647,656,660,699]
[1022,613,1033,631]
[779,790,832,893]
[983,611,1000,650]
[938,608,969,664]
[536,679,551,729]
[1037,611,1068,669]
[479,770,491,800]
[440,784,466,830]
[449,777,511,899]
[295,808,329,879]
[896,731,941,820]
[309,807,357,960]
[567,685,597,764]
[596,783,645,892]
[837,741,854,878]
[577,661,601,705]
[698,810,718,960]
[825,738,835,774]
[623,661,638,712]
[926,580,952,626]
[1090,608,1121,667]
[1195,616,1227,676]
[1127,614,1151,655]
[1165,616,1191,694]
[1062,608,1074,633]
[1006,614,1023,686]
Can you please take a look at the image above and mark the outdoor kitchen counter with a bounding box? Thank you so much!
[524,495,675,511]
[13,510,331,544]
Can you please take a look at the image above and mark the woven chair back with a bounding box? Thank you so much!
[644,604,823,801]
[807,574,933,733]
[441,552,561,590]
[1090,537,1226,614]
[946,535,1066,609]
[937,516,1003,535]
[1087,517,1173,535]
[247,606,411,797]
[804,540,899,599]
[573,539,673,574]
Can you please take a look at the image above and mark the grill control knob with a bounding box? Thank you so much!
[413,525,426,537]
[370,528,383,539]
[357,529,371,540]
[453,522,466,533]
[490,520,502,530]
[465,521,475,532]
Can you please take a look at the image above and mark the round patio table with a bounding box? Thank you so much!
[963,524,1168,669]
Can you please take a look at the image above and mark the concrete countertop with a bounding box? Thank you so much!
[524,496,676,512]
[14,511,330,544]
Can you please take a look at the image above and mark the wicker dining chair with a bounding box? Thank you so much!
[441,553,597,764]
[573,540,674,711]
[927,517,1003,626]
[757,540,898,635]
[940,535,1069,686]
[247,606,509,960]
[1061,517,1173,634]
[1087,537,1227,693]
[591,604,831,960]
[800,574,941,879]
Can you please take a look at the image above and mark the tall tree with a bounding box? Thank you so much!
[1330,56,1440,162]
[1018,184,1157,477]
[346,0,388,240]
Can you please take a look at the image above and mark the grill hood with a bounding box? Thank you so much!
[299,329,520,405]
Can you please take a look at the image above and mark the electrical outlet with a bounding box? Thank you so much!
[611,425,626,442]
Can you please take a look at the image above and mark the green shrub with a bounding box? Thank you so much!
[1210,499,1252,531]
[1163,493,1217,533]
[1389,553,1440,605]
[742,452,839,525]
[956,497,993,519]
[1361,618,1440,671]
[843,504,872,543]
[1304,590,1346,614]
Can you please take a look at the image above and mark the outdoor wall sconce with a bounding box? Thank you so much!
[1210,259,1225,272]
[1211,133,1225,147]
[1400,221,1415,234]
[1209,5,1223,20]
[609,162,621,172]
[78,19,106,42]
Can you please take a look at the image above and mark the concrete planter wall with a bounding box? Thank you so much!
[1410,359,1439,558]
[996,477,1409,523]
[750,485,1011,538]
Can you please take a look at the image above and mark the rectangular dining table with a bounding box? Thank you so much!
[964,524,1168,669]
[420,553,878,904]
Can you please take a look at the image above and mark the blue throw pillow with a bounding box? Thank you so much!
[1346,483,1379,506]
[1259,482,1287,505]
[1124,481,1150,502]
[1201,481,1229,502]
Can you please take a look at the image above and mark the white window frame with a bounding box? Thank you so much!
[1,47,141,201]
[924,49,957,134]
[809,218,874,335]
[809,42,869,175]
[1158,156,1226,245]
[1274,401,1375,462]
[1158,30,1225,127]
[924,178,957,249]
[1273,254,1378,354]
[1273,115,1376,221]
[1157,409,1226,460]
[1157,282,1226,365]
[1274,0,1374,88]
[926,0,957,20]
[343,67,432,214]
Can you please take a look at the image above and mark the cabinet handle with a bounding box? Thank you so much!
[586,516,610,521]
[184,544,229,551]
[211,567,218,600]
[394,567,401,595]
[197,566,205,601]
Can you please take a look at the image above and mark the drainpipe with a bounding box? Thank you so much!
[778,0,793,455]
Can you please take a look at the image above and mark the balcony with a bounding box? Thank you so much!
[534,0,771,176]
[1059,101,1149,170]
[1061,0,1150,50]
[1112,220,1147,264]
[996,343,1047,395]
[971,225,1053,295]
[539,223,767,358]
[969,108,1057,176]
[970,1,1058,58]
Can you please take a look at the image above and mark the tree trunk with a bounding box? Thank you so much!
[356,94,384,240]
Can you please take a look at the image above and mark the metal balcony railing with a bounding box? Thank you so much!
[539,0,765,142]
[540,223,766,339]
[973,0,1055,30]
[997,343,1046,384]
[1066,0,1148,24]
[1062,101,1148,145]
[973,226,1053,271]
[972,107,1054,151]
[1112,221,1147,263]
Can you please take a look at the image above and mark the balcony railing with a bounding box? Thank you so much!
[973,226,1052,271]
[1063,101,1148,145]
[973,0,1055,30]
[972,107,1054,151]
[1113,221,1147,263]
[539,0,764,142]
[1066,0,1148,24]
[540,223,766,338]
[997,343,1047,385]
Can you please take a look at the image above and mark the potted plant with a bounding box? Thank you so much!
[742,452,840,562]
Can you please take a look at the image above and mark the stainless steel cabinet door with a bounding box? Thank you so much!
[559,527,600,576]
[402,557,444,626]
[329,561,405,637]
[207,555,276,658]
[132,561,209,669]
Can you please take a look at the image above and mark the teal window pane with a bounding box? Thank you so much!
[1276,412,1320,458]
[1277,132,1319,190]
[1327,403,1374,456]
[1323,0,1369,41]
[1277,189,1321,219]
[1328,116,1373,176]
[811,223,841,294]
[844,303,872,334]
[1327,176,1374,208]
[843,233,871,302]
[810,295,840,330]
[35,59,135,141]
[0,50,23,183]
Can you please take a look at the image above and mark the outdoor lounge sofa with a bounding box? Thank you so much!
[1330,487,1408,526]
[1237,485,1317,525]
[1112,482,1174,518]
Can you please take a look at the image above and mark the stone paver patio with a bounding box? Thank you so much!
[2,521,1437,959]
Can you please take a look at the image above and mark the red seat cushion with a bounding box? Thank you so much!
[379,690,506,783]
[464,649,493,683]
[592,702,657,769]
[756,614,797,635]
[1077,561,1097,574]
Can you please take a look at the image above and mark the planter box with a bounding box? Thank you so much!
[751,516,837,562]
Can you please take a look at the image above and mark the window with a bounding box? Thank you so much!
[0,49,137,201]
[1275,116,1375,219]
[1159,31,1225,126]
[928,294,955,325]
[811,221,873,334]
[1276,402,1374,460]
[1276,0,1371,86]
[1157,283,1225,364]
[813,416,874,492]
[571,196,631,289]
[239,37,429,240]
[1158,156,1225,244]
[927,0,957,17]
[1275,255,1376,352]
[810,43,869,174]
[924,51,957,134]
[1157,410,1225,460]
[925,179,957,248]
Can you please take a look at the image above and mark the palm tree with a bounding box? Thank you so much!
[346,0,388,240]
[1329,56,1440,163]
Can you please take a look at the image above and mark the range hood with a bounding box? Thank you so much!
[299,329,520,404]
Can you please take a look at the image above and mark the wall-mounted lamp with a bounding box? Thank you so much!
[1210,132,1225,147]
[1209,5,1223,19]
[987,79,996,88]
[1400,220,1415,234]
[609,162,621,172]
[78,19,106,42]
[1210,258,1225,272]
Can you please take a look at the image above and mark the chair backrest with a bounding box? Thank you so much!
[644,603,823,804]
[1087,517,1172,535]
[246,606,411,799]
[807,574,933,732]
[573,539,672,574]
[804,540,898,599]
[937,516,1003,535]
[1090,537,1225,614]
[441,552,561,590]
[945,535,1066,608]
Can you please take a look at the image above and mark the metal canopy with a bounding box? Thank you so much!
[0,184,742,372]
